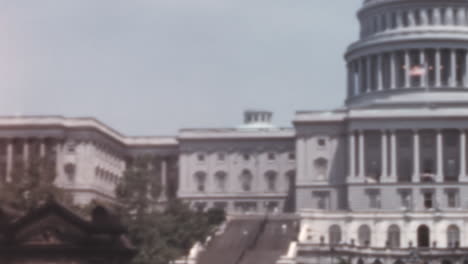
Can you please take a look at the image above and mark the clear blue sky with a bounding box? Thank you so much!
[0,0,362,135]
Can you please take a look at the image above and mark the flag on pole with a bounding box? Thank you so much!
[410,64,426,76]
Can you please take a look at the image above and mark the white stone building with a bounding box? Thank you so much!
[4,0,468,262]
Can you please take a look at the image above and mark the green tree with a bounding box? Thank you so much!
[116,156,225,264]
[0,154,72,212]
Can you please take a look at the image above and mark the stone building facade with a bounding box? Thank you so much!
[4,0,468,263]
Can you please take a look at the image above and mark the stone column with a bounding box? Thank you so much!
[390,52,397,89]
[457,7,466,26]
[433,8,441,25]
[367,56,372,92]
[460,130,466,180]
[408,10,415,27]
[436,130,444,182]
[412,130,420,183]
[381,130,388,179]
[377,55,383,91]
[436,49,442,87]
[420,49,427,88]
[421,9,429,25]
[450,49,457,87]
[405,50,411,88]
[23,139,29,167]
[349,131,356,179]
[40,139,46,157]
[464,51,468,87]
[390,130,398,181]
[396,11,403,28]
[6,139,13,182]
[161,158,168,199]
[359,58,365,94]
[359,130,366,179]
[446,7,454,25]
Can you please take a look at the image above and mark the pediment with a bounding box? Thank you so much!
[13,212,87,246]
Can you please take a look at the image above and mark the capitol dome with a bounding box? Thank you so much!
[345,0,468,108]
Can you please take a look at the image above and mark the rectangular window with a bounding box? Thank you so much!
[197,154,205,162]
[218,153,225,161]
[243,154,250,161]
[288,152,296,160]
[268,153,276,161]
[423,192,434,209]
[313,191,330,210]
[446,190,459,208]
[399,190,412,209]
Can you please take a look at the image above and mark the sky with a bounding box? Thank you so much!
[0,0,362,135]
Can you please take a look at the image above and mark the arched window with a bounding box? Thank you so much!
[194,171,207,192]
[215,171,227,191]
[373,260,383,264]
[358,225,371,246]
[314,158,328,179]
[329,225,341,245]
[417,225,430,248]
[447,225,460,248]
[240,170,253,192]
[387,225,401,248]
[264,171,277,191]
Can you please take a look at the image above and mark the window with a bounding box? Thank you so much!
[218,153,225,161]
[240,170,253,192]
[314,158,328,178]
[215,171,227,191]
[243,154,250,161]
[423,191,434,209]
[446,189,459,208]
[197,154,205,162]
[267,152,276,161]
[447,225,460,248]
[313,191,330,210]
[399,190,412,209]
[387,225,401,248]
[366,189,381,209]
[329,225,342,245]
[288,152,295,160]
[358,225,371,246]
[265,171,277,192]
[318,138,327,147]
[194,172,207,192]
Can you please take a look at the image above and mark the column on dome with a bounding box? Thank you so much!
[359,130,365,179]
[420,8,429,25]
[377,54,383,91]
[436,130,444,182]
[360,58,365,94]
[404,50,411,88]
[465,50,468,88]
[348,131,356,179]
[446,7,454,25]
[6,139,12,182]
[460,130,466,181]
[433,8,441,25]
[390,52,396,89]
[408,9,415,27]
[366,56,372,92]
[435,49,442,87]
[381,130,388,179]
[420,50,427,88]
[396,11,403,28]
[412,130,420,183]
[450,49,457,87]
[457,7,466,25]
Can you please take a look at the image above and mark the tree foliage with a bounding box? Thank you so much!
[0,154,72,212]
[116,156,225,264]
